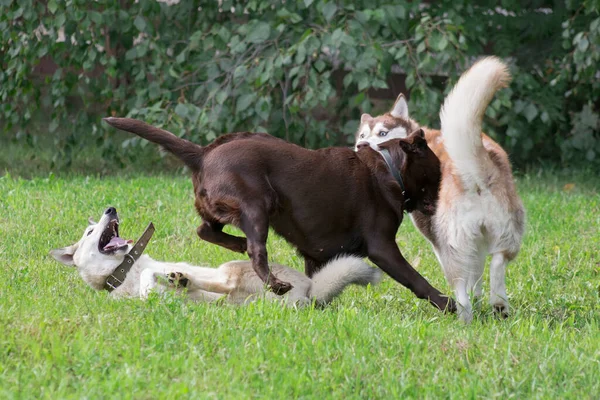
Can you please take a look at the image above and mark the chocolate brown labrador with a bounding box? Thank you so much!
[103,118,455,312]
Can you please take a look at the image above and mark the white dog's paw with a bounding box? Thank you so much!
[491,299,509,319]
[167,272,189,288]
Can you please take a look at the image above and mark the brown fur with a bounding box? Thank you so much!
[103,118,456,312]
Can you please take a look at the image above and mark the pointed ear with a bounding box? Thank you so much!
[88,217,97,226]
[390,94,409,119]
[410,128,427,149]
[399,129,428,153]
[360,113,373,124]
[50,246,77,266]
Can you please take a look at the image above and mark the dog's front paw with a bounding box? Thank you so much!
[167,272,189,288]
[433,295,457,314]
[493,304,509,319]
[269,279,293,296]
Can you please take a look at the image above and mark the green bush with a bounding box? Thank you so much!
[1,0,598,167]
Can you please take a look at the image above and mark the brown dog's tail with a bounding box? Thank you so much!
[103,117,204,171]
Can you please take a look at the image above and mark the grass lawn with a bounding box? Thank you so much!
[0,167,598,399]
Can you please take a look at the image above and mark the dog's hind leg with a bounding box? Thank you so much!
[489,252,510,318]
[303,255,327,278]
[466,248,487,308]
[197,221,247,253]
[239,208,292,296]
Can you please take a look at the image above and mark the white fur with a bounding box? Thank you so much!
[390,94,409,119]
[354,122,408,151]
[51,211,381,306]
[310,256,383,304]
[439,56,510,189]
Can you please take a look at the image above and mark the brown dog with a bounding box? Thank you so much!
[103,118,455,312]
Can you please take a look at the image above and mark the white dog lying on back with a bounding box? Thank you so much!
[50,207,382,306]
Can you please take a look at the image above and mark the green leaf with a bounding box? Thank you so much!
[216,91,228,105]
[321,2,337,22]
[54,13,66,27]
[237,93,256,112]
[295,43,306,64]
[134,15,147,32]
[357,74,370,91]
[523,103,538,123]
[304,0,314,7]
[175,50,186,64]
[577,36,589,52]
[343,73,353,88]
[246,22,271,44]
[437,35,448,51]
[314,60,326,73]
[586,149,596,161]
[49,120,58,133]
[89,11,102,24]
[48,0,57,14]
[174,103,188,118]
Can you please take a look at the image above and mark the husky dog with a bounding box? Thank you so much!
[355,57,525,322]
[50,207,382,306]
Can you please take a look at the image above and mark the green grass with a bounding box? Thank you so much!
[0,170,599,399]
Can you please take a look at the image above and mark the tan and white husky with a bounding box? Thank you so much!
[50,207,382,306]
[355,57,525,322]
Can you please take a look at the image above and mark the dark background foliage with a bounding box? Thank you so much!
[1,0,599,169]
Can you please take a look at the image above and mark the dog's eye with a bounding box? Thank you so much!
[87,229,94,236]
[359,134,365,139]
[379,131,388,137]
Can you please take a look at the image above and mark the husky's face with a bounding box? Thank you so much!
[50,207,133,290]
[354,94,420,151]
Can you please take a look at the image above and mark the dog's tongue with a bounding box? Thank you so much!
[103,237,133,251]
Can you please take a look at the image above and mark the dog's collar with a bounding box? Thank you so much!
[104,222,155,292]
[376,148,411,207]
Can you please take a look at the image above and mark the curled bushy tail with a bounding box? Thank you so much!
[103,117,204,171]
[309,256,382,305]
[439,57,511,188]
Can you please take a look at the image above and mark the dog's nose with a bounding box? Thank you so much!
[105,207,117,215]
[356,141,370,150]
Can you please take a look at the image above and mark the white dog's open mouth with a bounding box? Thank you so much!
[99,218,132,254]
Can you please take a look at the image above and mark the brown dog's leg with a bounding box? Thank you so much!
[197,221,247,253]
[368,240,456,313]
[239,211,292,296]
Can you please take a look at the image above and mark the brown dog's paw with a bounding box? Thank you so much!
[434,296,457,314]
[270,279,293,296]
[167,272,189,288]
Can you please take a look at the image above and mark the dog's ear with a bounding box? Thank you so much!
[88,217,97,226]
[390,94,409,119]
[398,129,427,153]
[50,246,77,266]
[360,113,373,124]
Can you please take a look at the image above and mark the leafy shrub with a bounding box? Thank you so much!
[1,0,598,167]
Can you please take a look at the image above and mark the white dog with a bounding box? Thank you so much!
[50,207,382,306]
[355,57,525,322]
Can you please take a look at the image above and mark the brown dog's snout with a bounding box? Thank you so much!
[356,142,370,150]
